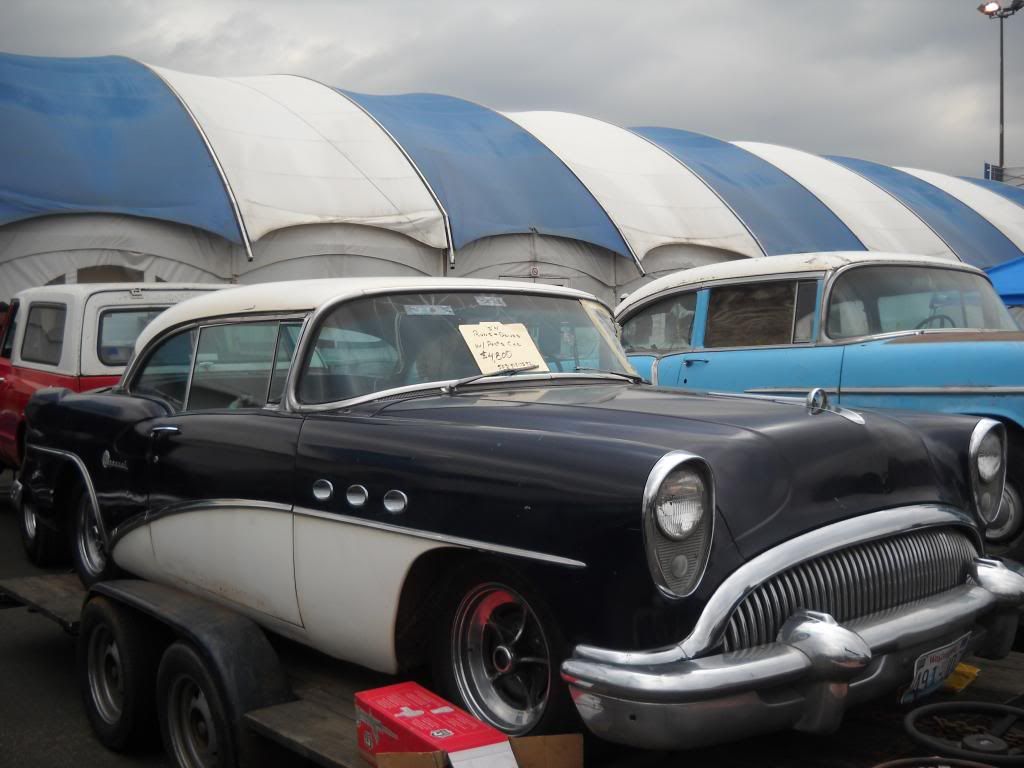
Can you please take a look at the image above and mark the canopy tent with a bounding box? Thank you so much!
[2,51,1024,307]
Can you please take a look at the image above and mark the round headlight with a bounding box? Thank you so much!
[654,468,707,541]
[977,430,1003,484]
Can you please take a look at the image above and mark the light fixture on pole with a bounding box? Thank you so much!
[978,0,1023,178]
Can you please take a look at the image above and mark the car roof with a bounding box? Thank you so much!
[134,277,597,352]
[615,252,985,316]
[13,283,219,301]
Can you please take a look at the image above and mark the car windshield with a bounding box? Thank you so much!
[298,291,635,404]
[826,265,1017,340]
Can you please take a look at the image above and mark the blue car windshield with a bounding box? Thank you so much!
[826,265,1017,340]
[298,291,634,404]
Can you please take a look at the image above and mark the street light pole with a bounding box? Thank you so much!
[978,0,1022,178]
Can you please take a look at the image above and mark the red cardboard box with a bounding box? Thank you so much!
[356,682,509,765]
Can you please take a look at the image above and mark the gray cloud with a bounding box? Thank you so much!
[1,0,1020,176]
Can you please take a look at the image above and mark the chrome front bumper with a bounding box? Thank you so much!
[561,557,1024,750]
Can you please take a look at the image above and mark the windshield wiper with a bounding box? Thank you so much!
[574,367,646,384]
[442,364,541,395]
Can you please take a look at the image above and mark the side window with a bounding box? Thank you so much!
[705,282,796,348]
[621,293,698,354]
[21,303,67,366]
[792,280,819,343]
[0,302,18,359]
[268,323,302,404]
[187,322,279,411]
[133,328,198,409]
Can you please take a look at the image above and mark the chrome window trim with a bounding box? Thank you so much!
[969,418,1008,524]
[292,506,587,568]
[24,444,108,549]
[641,451,716,599]
[281,287,622,414]
[820,261,1007,345]
[572,504,980,667]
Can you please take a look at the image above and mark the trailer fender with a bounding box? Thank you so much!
[90,579,294,721]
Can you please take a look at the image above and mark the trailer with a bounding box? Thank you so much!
[4,572,1024,768]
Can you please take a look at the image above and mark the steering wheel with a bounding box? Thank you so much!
[915,314,957,329]
[905,701,1024,765]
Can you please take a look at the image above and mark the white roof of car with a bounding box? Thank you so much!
[13,282,218,302]
[135,277,596,352]
[615,252,983,316]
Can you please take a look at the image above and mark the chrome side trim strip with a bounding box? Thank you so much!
[573,504,979,666]
[24,444,109,549]
[110,498,293,545]
[293,505,587,569]
[748,385,1024,396]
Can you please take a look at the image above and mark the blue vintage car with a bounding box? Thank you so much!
[616,252,1024,554]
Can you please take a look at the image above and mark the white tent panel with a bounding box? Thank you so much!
[735,142,956,260]
[898,167,1024,253]
[505,111,762,261]
[148,67,447,249]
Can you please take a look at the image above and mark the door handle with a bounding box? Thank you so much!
[150,425,180,436]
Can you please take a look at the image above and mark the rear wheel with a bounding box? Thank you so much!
[77,597,160,751]
[157,642,236,768]
[18,494,64,567]
[70,487,119,586]
[432,566,574,736]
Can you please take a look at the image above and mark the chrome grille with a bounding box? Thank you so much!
[721,526,978,652]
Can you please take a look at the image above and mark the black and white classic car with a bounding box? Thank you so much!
[12,277,1024,751]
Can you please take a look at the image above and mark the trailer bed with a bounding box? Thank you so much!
[4,573,1024,768]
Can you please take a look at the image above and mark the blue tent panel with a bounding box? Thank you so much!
[339,90,630,256]
[631,127,864,256]
[827,155,1022,270]
[960,176,1024,210]
[0,53,240,243]
[987,256,1024,306]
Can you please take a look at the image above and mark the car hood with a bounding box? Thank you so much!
[373,382,958,559]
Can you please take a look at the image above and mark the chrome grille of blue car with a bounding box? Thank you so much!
[721,526,979,652]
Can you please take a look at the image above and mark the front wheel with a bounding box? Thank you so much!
[70,487,120,587]
[432,568,575,736]
[157,642,236,768]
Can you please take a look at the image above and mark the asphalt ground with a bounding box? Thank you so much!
[0,470,169,768]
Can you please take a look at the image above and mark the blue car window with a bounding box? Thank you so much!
[705,282,797,349]
[188,322,280,411]
[621,292,698,354]
[827,265,1017,339]
[132,327,198,409]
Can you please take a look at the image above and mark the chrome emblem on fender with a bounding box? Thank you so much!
[101,450,128,471]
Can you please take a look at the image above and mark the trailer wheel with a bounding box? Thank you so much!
[157,642,236,768]
[70,487,119,586]
[18,495,64,567]
[77,596,160,751]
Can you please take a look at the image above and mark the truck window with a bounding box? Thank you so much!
[0,302,17,359]
[21,303,67,366]
[621,293,697,354]
[98,307,167,366]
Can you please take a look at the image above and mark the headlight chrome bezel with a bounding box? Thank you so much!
[969,418,1007,526]
[642,451,716,599]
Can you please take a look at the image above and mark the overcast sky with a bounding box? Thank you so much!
[1,0,1020,177]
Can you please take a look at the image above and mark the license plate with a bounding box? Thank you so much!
[899,632,971,704]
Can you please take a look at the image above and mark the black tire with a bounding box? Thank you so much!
[431,563,576,737]
[157,642,236,768]
[70,486,120,587]
[18,493,65,567]
[77,596,160,751]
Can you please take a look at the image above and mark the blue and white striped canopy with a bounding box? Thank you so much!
[1,52,1023,290]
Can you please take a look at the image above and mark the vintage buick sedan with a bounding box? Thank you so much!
[617,253,1024,558]
[13,277,1024,750]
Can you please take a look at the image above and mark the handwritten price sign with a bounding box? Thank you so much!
[458,322,550,375]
